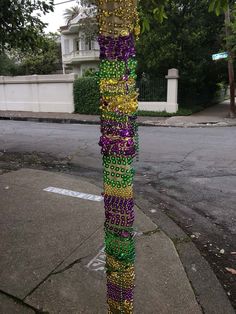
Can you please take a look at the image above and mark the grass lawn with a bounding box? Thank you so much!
[138,105,204,117]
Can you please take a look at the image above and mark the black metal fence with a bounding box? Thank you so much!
[137,78,167,102]
[178,83,227,109]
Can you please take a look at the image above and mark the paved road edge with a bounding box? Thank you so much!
[1,115,236,128]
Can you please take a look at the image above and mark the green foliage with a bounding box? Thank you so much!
[225,4,236,56]
[0,54,19,75]
[0,34,61,76]
[18,34,61,75]
[0,0,54,52]
[63,6,80,24]
[208,0,229,15]
[83,68,98,77]
[140,0,230,32]
[137,0,227,108]
[64,1,98,38]
[74,78,100,114]
[138,108,197,117]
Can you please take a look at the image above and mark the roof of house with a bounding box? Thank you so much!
[60,6,96,33]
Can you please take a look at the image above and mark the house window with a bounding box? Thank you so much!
[79,34,95,51]
[85,37,94,51]
[64,39,70,54]
[74,39,80,51]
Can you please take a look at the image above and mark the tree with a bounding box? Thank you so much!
[0,34,61,76]
[63,2,97,38]
[144,0,236,116]
[228,3,236,51]
[143,0,230,21]
[137,0,227,108]
[224,3,236,116]
[63,6,81,24]
[17,33,61,75]
[0,54,19,76]
[0,0,54,52]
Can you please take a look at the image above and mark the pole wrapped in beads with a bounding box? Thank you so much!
[97,0,140,313]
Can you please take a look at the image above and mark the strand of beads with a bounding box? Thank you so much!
[98,0,139,313]
[97,0,140,37]
[98,59,137,80]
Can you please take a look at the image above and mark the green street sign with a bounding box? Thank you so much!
[212,52,228,61]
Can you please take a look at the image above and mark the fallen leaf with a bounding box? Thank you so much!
[225,268,236,275]
[220,249,225,254]
[191,232,201,239]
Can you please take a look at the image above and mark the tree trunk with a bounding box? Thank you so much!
[228,57,235,117]
[97,0,139,312]
[225,5,236,118]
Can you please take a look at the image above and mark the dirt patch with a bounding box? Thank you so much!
[0,151,72,174]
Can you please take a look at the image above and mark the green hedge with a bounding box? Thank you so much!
[73,76,225,116]
[74,77,100,114]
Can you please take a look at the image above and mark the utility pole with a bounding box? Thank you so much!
[225,3,236,117]
[97,0,139,312]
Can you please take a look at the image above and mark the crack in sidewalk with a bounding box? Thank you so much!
[141,227,160,236]
[51,255,89,276]
[23,224,103,301]
[0,289,49,313]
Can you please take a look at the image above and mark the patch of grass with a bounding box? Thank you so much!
[138,106,203,117]
[138,110,173,117]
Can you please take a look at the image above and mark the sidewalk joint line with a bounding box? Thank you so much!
[0,289,48,313]
[43,186,103,202]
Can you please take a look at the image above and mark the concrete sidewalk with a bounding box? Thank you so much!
[0,168,204,314]
[0,100,235,128]
[142,100,236,127]
[158,100,236,127]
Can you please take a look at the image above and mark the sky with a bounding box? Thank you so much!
[41,0,77,33]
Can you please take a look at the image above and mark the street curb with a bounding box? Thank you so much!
[1,115,236,128]
[0,116,100,125]
[63,168,235,313]
[0,115,164,127]
[138,121,236,128]
[135,193,235,314]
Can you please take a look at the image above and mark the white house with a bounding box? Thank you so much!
[60,8,100,76]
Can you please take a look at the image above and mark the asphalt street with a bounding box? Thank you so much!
[0,120,236,308]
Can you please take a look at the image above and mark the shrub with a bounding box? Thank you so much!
[74,77,100,114]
